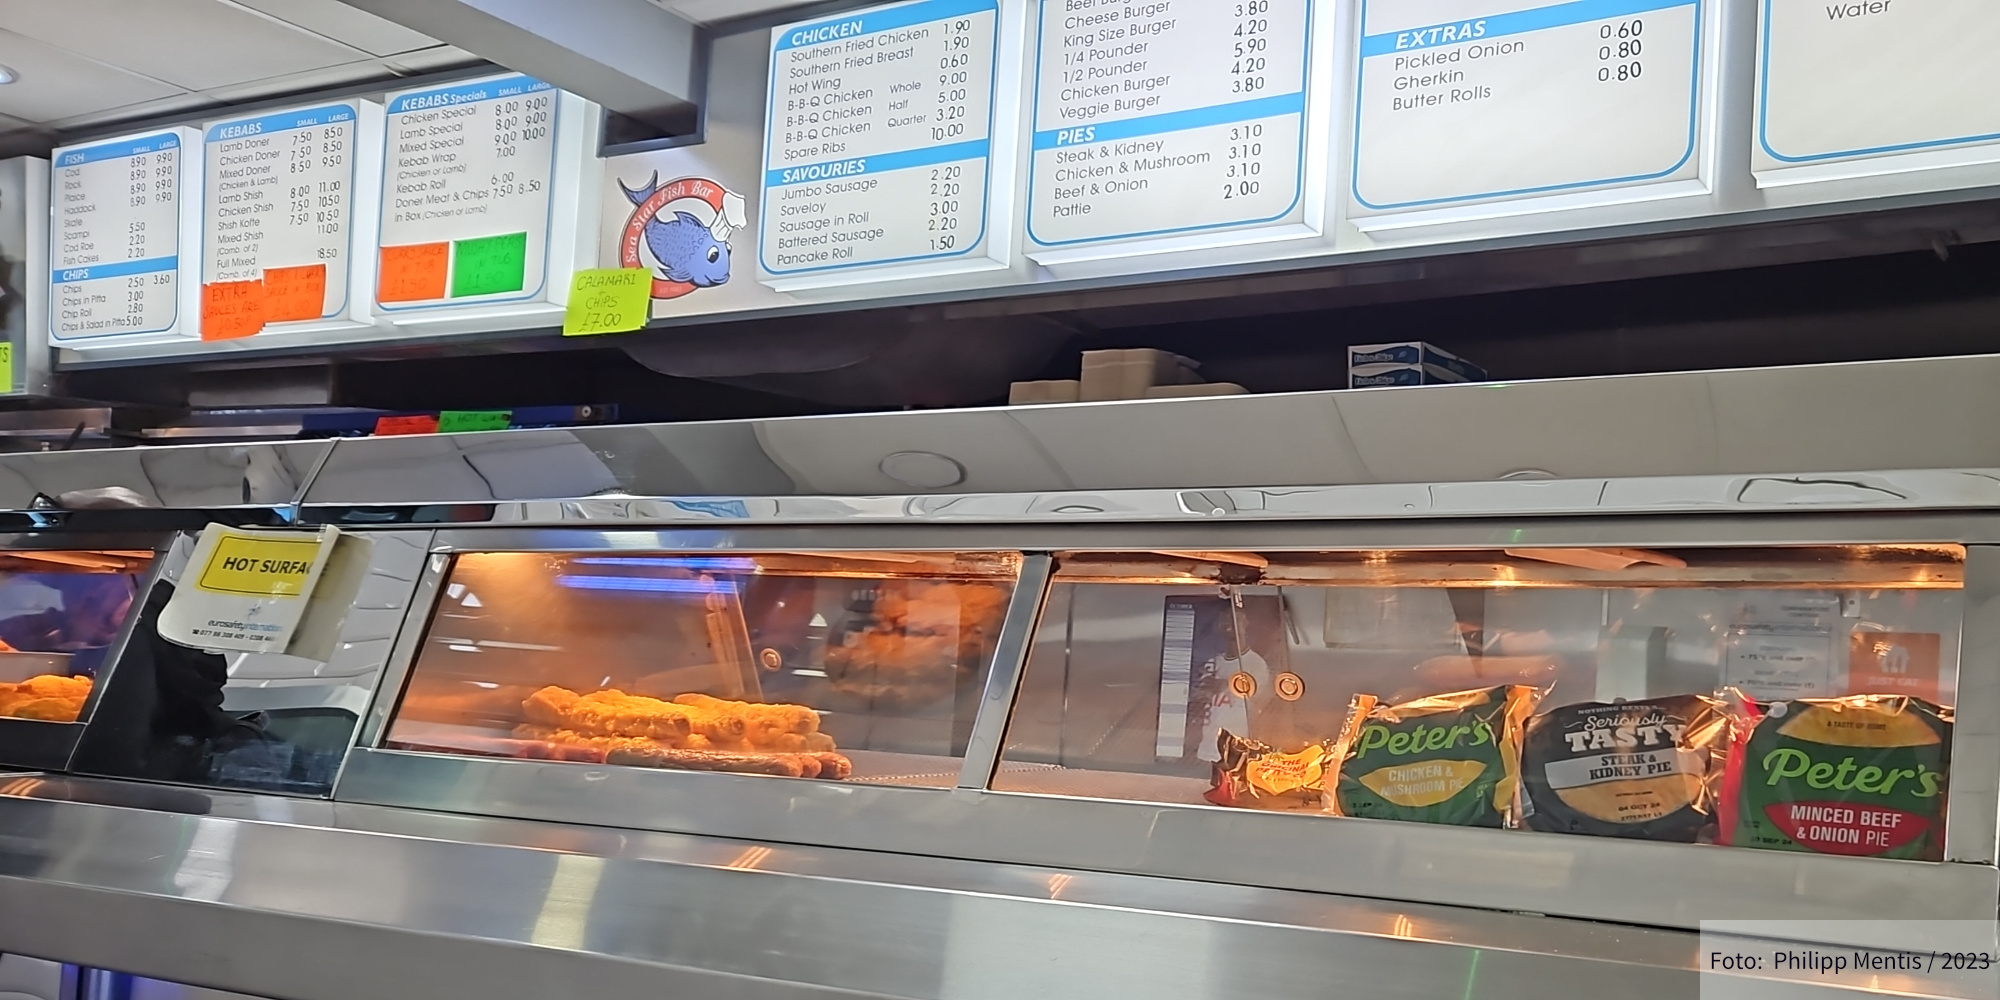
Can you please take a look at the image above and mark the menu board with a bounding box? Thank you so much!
[203,102,381,334]
[1756,0,2000,183]
[377,74,562,312]
[1350,0,1705,222]
[762,0,1006,286]
[1026,0,1316,255]
[48,129,200,343]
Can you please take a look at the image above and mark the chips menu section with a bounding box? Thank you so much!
[1351,0,1704,219]
[378,75,559,309]
[1028,0,1314,251]
[762,0,1003,280]
[203,104,359,330]
[49,131,193,341]
[1756,0,2000,180]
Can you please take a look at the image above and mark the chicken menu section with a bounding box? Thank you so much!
[1756,0,2000,183]
[1350,0,1705,223]
[49,129,200,342]
[377,74,560,311]
[1028,0,1316,255]
[761,0,1005,285]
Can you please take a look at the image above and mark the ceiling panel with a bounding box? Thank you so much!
[657,0,818,25]
[0,28,185,124]
[227,0,442,56]
[0,0,366,91]
[200,58,404,103]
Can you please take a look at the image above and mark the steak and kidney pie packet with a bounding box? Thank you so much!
[1328,685,1541,827]
[1520,694,1728,842]
[1719,693,1951,860]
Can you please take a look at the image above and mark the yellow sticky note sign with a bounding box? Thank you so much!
[0,343,13,393]
[196,534,324,597]
[563,269,653,337]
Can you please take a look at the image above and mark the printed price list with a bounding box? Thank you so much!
[204,105,357,321]
[1352,0,1701,214]
[51,133,187,340]
[763,0,1000,276]
[1029,0,1312,247]
[379,75,558,306]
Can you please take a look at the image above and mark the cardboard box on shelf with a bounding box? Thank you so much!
[1080,349,1201,401]
[1008,380,1083,405]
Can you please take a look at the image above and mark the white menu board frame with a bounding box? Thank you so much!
[759,0,1023,291]
[48,127,202,346]
[375,73,600,329]
[201,100,385,334]
[1753,0,2000,188]
[1347,0,1716,230]
[1024,0,1329,264]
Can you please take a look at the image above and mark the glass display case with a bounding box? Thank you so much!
[381,550,1022,785]
[0,549,156,726]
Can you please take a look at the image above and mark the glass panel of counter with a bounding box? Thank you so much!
[0,549,155,726]
[996,546,1965,861]
[383,550,1022,785]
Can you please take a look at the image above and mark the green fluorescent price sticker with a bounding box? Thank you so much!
[563,269,653,337]
[450,232,529,298]
[437,410,513,433]
[0,343,13,393]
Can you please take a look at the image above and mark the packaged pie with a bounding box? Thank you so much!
[1521,694,1727,842]
[1203,730,1336,813]
[1719,693,1951,860]
[1329,685,1541,827]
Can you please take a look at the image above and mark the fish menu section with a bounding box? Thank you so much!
[761,0,1004,282]
[49,131,197,342]
[203,104,361,333]
[1350,0,1705,219]
[1757,0,2000,180]
[378,74,560,309]
[1026,0,1315,251]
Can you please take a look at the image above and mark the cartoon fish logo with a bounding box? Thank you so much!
[617,172,747,300]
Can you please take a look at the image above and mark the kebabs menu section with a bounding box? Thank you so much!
[49,129,198,343]
[1350,0,1706,223]
[1028,0,1316,255]
[996,546,1963,863]
[762,0,1006,285]
[383,550,1021,784]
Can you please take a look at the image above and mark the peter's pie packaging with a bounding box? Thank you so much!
[1328,685,1541,827]
[1521,694,1727,842]
[1203,731,1337,812]
[1718,693,1951,860]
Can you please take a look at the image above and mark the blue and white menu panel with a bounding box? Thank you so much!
[50,129,199,341]
[762,0,1003,283]
[1756,0,2000,184]
[1027,0,1314,252]
[1351,0,1704,222]
[204,103,366,321]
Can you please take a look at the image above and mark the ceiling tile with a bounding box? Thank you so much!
[199,58,396,103]
[49,92,219,133]
[0,28,186,124]
[225,0,441,56]
[660,0,813,24]
[0,0,366,91]
[382,45,481,75]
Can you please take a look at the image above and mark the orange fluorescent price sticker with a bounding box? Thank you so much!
[378,242,450,304]
[263,263,329,322]
[201,279,267,341]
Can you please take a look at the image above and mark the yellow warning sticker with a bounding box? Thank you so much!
[195,533,323,597]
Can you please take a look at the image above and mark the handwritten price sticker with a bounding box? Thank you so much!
[562,268,652,337]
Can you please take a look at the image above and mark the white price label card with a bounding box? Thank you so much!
[49,129,201,343]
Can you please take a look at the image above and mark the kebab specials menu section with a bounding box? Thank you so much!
[763,0,1004,283]
[378,75,559,310]
[202,104,361,338]
[50,130,195,342]
[1028,0,1315,252]
[1757,0,2000,181]
[1350,0,1704,221]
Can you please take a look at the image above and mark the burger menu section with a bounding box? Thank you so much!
[1026,0,1316,256]
[48,129,201,343]
[1350,0,1706,223]
[761,0,1006,286]
[377,74,561,312]
[1756,0,2000,183]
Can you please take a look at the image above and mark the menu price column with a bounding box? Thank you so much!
[1028,0,1314,250]
[1757,0,2000,178]
[49,130,199,342]
[762,0,1003,282]
[1351,0,1703,218]
[378,74,560,310]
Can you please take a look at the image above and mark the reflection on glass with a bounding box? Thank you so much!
[996,546,1964,861]
[0,550,153,724]
[386,551,1021,786]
